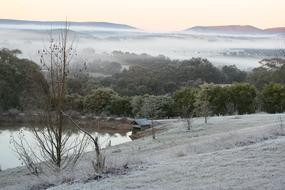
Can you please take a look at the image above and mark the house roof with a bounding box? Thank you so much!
[131,118,151,126]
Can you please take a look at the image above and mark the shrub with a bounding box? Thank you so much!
[262,83,285,113]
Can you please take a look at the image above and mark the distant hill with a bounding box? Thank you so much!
[0,19,137,30]
[186,25,263,34]
[185,25,285,35]
[264,27,285,34]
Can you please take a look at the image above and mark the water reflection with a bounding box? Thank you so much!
[0,126,131,170]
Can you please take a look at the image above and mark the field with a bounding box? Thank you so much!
[1,113,285,190]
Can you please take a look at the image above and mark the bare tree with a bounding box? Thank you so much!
[11,22,88,173]
[179,106,193,131]
[195,86,212,124]
[140,96,163,140]
[174,87,196,131]
[63,113,106,173]
[196,99,211,124]
[10,130,42,175]
[203,101,211,124]
[186,113,193,131]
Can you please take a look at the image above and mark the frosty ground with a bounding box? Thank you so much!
[1,113,285,190]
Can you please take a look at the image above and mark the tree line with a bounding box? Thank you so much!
[100,58,247,96]
[65,83,285,119]
[1,48,285,119]
[0,49,48,112]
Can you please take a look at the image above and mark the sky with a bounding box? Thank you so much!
[1,0,284,32]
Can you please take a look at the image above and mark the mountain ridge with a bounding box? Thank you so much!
[1,20,284,34]
[264,27,285,34]
[185,25,285,35]
[0,19,137,30]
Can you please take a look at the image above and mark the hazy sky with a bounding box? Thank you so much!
[1,0,284,32]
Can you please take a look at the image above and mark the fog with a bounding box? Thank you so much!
[0,24,284,71]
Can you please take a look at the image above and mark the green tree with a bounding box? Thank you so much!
[247,67,273,90]
[174,87,197,117]
[195,85,212,123]
[140,95,174,119]
[0,48,48,111]
[228,83,257,114]
[84,88,116,114]
[247,58,285,90]
[198,85,232,115]
[262,83,285,113]
[131,95,146,117]
[109,96,132,116]
[222,65,247,83]
[65,94,84,112]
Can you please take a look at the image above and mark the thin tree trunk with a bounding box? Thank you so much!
[151,120,155,139]
[63,112,100,157]
[187,118,191,130]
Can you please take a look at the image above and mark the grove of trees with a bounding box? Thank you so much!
[1,48,285,119]
[0,49,48,111]
[62,83,281,119]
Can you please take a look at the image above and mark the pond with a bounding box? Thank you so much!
[0,125,132,170]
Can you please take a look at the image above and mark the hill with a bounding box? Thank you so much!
[0,19,137,30]
[185,25,285,35]
[186,25,263,34]
[264,27,285,34]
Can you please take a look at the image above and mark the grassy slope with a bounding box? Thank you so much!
[1,113,285,190]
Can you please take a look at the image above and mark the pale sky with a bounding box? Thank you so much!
[1,0,284,32]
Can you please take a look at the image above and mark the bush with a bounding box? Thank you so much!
[84,88,116,114]
[227,83,257,114]
[65,94,84,112]
[262,83,285,113]
[131,95,174,118]
[197,84,231,116]
[109,96,132,117]
[174,87,197,117]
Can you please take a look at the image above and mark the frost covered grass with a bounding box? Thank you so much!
[1,113,285,190]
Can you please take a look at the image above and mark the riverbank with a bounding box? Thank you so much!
[1,113,285,190]
[0,111,133,132]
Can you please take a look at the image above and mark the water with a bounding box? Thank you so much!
[0,126,132,170]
